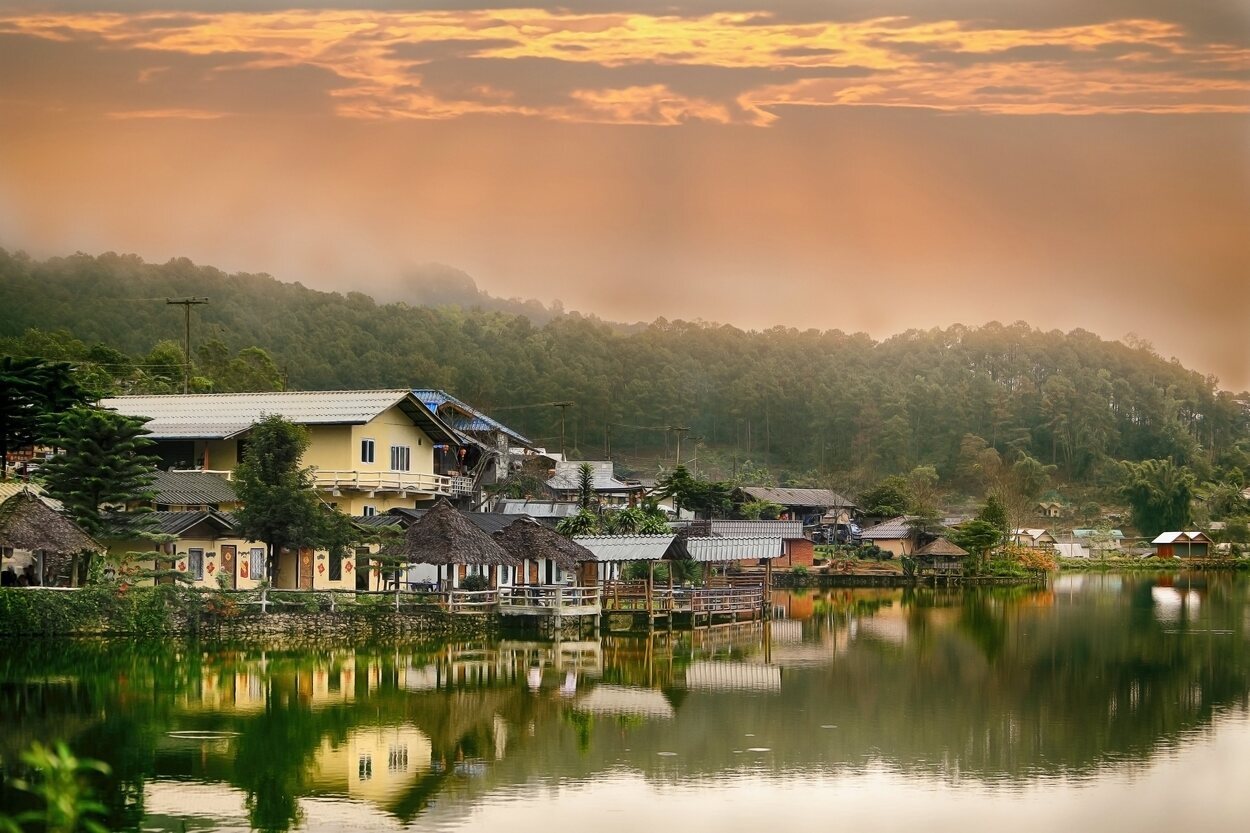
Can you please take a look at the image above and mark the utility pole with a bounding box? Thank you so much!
[554,401,573,460]
[671,426,690,465]
[166,297,209,394]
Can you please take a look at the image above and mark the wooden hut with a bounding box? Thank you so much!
[493,517,597,587]
[0,491,101,587]
[388,499,518,591]
[913,537,968,582]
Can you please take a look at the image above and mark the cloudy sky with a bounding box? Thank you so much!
[1,1,1247,386]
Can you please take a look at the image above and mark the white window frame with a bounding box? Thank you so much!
[361,438,375,464]
[362,505,377,517]
[250,547,266,580]
[390,445,411,471]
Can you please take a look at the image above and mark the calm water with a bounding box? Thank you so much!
[3,573,1250,832]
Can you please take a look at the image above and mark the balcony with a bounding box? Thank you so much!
[312,469,474,497]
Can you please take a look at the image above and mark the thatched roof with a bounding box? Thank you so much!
[493,518,596,571]
[0,490,101,554]
[913,537,968,558]
[390,499,518,566]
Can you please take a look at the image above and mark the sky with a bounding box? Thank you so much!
[1,1,1248,387]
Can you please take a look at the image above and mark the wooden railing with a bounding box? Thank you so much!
[311,469,474,496]
[500,585,600,612]
[600,582,764,615]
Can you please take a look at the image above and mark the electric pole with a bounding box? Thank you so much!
[166,297,208,394]
[671,426,691,465]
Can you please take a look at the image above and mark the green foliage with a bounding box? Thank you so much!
[656,465,733,518]
[0,356,89,478]
[977,495,1010,536]
[577,462,595,510]
[460,574,490,592]
[857,476,912,517]
[738,499,782,520]
[1,251,1247,485]
[952,519,1007,566]
[234,416,333,579]
[5,742,111,833]
[555,509,600,536]
[37,406,159,578]
[0,585,203,635]
[1119,458,1196,538]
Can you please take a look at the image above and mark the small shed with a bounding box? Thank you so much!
[1151,531,1213,559]
[388,499,518,589]
[0,490,101,586]
[913,537,968,580]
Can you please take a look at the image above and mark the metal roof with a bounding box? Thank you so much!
[151,470,238,506]
[101,390,460,444]
[145,510,240,537]
[548,461,640,493]
[684,536,783,562]
[496,498,581,518]
[412,389,533,446]
[738,486,855,509]
[576,686,674,719]
[0,482,63,511]
[1151,531,1213,545]
[706,520,803,539]
[684,661,781,692]
[860,516,915,540]
[1073,528,1125,539]
[573,534,675,561]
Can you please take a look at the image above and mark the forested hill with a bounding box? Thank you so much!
[2,249,1247,486]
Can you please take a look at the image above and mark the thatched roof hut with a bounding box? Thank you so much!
[390,499,517,566]
[0,490,100,554]
[493,518,596,572]
[913,538,968,558]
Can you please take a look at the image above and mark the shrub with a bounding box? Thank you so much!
[460,574,490,592]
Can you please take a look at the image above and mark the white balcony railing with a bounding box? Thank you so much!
[312,470,474,497]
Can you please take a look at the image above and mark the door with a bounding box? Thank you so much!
[220,545,237,589]
[299,548,314,590]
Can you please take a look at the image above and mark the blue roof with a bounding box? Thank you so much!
[412,389,533,446]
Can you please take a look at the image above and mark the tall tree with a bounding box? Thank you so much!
[0,357,88,478]
[234,415,334,581]
[1120,458,1196,538]
[38,405,159,582]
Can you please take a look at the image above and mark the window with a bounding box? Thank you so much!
[250,547,266,580]
[188,548,204,581]
[390,445,411,471]
[236,439,248,464]
[362,505,377,517]
[330,549,343,581]
[360,438,375,464]
[358,754,373,782]
[388,745,409,773]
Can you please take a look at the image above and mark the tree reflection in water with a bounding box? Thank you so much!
[0,572,1247,831]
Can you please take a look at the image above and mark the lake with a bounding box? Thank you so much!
[3,573,1249,832]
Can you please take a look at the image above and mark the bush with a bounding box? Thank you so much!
[0,585,203,635]
[460,574,490,592]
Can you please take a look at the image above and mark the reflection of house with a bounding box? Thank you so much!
[102,390,467,516]
[860,516,916,557]
[1011,528,1057,548]
[312,725,433,803]
[734,486,855,525]
[1151,531,1213,558]
[576,685,675,719]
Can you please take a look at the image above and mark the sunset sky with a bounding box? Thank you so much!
[1,2,1248,386]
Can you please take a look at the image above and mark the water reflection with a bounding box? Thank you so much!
[1,572,1249,831]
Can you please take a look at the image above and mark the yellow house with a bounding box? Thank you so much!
[116,510,358,591]
[101,390,469,517]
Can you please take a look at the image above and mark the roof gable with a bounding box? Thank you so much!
[413,389,533,446]
[739,486,854,509]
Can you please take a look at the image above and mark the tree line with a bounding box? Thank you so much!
[2,249,1247,495]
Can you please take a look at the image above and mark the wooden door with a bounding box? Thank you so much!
[299,548,314,590]
[220,545,237,590]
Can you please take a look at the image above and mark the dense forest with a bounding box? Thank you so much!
[2,249,1247,495]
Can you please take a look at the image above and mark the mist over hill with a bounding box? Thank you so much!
[2,249,1247,488]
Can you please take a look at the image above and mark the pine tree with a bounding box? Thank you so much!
[978,494,1010,538]
[38,405,159,582]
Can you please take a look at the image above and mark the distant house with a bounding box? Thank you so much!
[734,487,856,526]
[546,461,641,502]
[860,516,917,557]
[413,388,535,489]
[102,390,467,517]
[1036,501,1063,518]
[1151,531,1213,559]
[1011,528,1057,548]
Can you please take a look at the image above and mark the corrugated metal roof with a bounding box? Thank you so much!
[576,686,674,718]
[685,661,781,692]
[573,534,675,561]
[1073,528,1125,539]
[413,389,533,446]
[706,520,803,539]
[145,510,240,537]
[684,536,783,562]
[861,516,914,540]
[151,470,237,506]
[101,390,459,444]
[0,482,63,511]
[497,499,581,518]
[548,461,639,492]
[739,486,854,508]
[1151,531,1213,545]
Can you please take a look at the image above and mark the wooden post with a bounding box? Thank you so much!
[764,557,772,619]
[646,561,654,630]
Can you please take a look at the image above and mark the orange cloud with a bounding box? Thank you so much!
[0,9,1246,123]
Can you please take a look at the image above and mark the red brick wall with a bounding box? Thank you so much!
[768,538,814,567]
